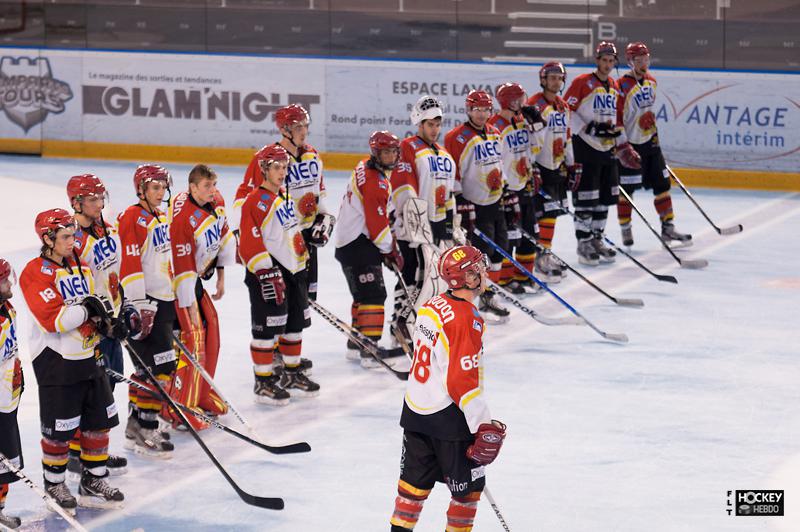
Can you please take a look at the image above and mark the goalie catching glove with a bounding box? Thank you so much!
[307,213,335,247]
[466,420,507,466]
[615,142,642,170]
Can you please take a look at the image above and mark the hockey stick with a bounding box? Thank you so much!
[122,340,286,510]
[539,191,678,284]
[107,369,309,455]
[170,333,310,454]
[666,164,744,235]
[474,229,628,343]
[483,486,511,532]
[307,300,409,380]
[0,453,89,531]
[515,226,644,308]
[387,262,416,361]
[488,279,585,326]
[618,187,708,269]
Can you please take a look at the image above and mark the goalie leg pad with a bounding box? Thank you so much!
[197,289,227,415]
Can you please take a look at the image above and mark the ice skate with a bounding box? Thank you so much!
[360,346,407,370]
[274,351,313,375]
[661,222,692,248]
[577,239,600,266]
[534,251,564,283]
[279,366,320,397]
[253,374,290,406]
[0,507,21,529]
[44,481,77,516]
[78,470,124,510]
[124,417,174,459]
[500,281,526,295]
[620,223,634,247]
[478,289,510,324]
[591,236,616,263]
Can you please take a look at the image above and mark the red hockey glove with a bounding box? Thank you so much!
[566,164,582,192]
[501,188,521,227]
[12,358,23,393]
[616,142,642,170]
[256,267,285,305]
[531,164,542,196]
[382,239,405,271]
[466,420,507,465]
[131,299,158,340]
[456,195,476,233]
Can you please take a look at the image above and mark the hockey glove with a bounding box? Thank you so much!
[616,142,642,170]
[520,106,545,132]
[455,195,476,233]
[122,300,142,339]
[308,213,336,247]
[82,294,113,322]
[566,163,583,192]
[585,121,621,138]
[131,299,158,340]
[256,267,285,305]
[531,164,542,196]
[466,420,507,466]
[382,240,405,271]
[501,188,521,227]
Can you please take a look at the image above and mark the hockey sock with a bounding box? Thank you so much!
[617,195,633,226]
[445,491,482,532]
[538,216,556,248]
[488,263,502,285]
[591,205,609,234]
[498,259,515,286]
[68,430,81,462]
[654,191,674,223]
[278,333,303,367]
[0,483,8,506]
[41,437,69,484]
[390,480,431,530]
[513,252,535,282]
[347,303,360,350]
[251,338,276,377]
[356,304,384,342]
[130,372,162,430]
[573,209,593,241]
[80,430,109,477]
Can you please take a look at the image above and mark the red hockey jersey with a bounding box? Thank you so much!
[117,205,174,303]
[617,72,659,146]
[564,73,627,152]
[335,159,394,254]
[73,221,122,314]
[487,112,533,193]
[526,92,575,171]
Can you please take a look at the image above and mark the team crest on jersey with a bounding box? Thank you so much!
[472,319,482,332]
[292,232,307,256]
[136,216,147,227]
[297,192,317,218]
[435,185,446,207]
[189,216,197,228]
[257,201,267,212]
[486,169,502,191]
[378,181,388,190]
[40,265,53,275]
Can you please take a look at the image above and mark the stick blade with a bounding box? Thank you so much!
[239,492,285,510]
[603,332,629,343]
[679,258,709,269]
[656,274,678,284]
[263,441,312,455]
[719,224,743,235]
[615,298,645,308]
[536,315,586,326]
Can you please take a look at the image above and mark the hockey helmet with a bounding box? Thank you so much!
[595,41,618,59]
[439,245,487,289]
[34,208,76,243]
[465,89,493,111]
[275,104,310,130]
[626,41,651,62]
[67,174,107,204]
[539,61,567,87]
[410,95,444,126]
[133,164,172,197]
[255,144,290,169]
[495,83,526,111]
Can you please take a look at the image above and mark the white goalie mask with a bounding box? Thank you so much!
[410,95,444,126]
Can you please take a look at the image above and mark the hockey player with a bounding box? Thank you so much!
[526,62,581,280]
[389,245,506,532]
[21,209,126,511]
[389,95,457,344]
[239,144,318,406]
[445,90,510,320]
[335,131,405,367]
[67,174,129,478]
[118,165,177,457]
[564,41,641,266]
[233,104,330,371]
[168,164,235,426]
[0,258,23,529]
[616,42,691,246]
[488,82,539,292]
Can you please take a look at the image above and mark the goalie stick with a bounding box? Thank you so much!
[514,225,644,308]
[122,340,286,510]
[308,300,409,380]
[107,369,310,455]
[0,453,89,531]
[618,187,709,269]
[666,164,744,235]
[474,229,629,343]
[538,191,678,284]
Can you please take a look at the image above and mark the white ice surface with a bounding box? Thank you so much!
[0,155,798,532]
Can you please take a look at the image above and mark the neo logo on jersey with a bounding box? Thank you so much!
[152,224,170,249]
[58,275,90,301]
[593,93,617,111]
[91,237,118,270]
[286,160,321,185]
[548,112,568,128]
[504,129,529,150]
[427,155,453,174]
[0,56,73,132]
[473,141,500,162]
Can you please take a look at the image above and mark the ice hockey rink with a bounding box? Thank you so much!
[0,154,798,531]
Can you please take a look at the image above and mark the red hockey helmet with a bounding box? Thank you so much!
[275,104,310,129]
[67,174,107,204]
[134,164,172,196]
[625,41,650,62]
[34,208,76,243]
[465,89,493,111]
[438,245,487,289]
[369,130,400,157]
[495,82,526,110]
[539,61,567,87]
[0,258,12,284]
[595,41,618,59]
[255,144,290,169]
